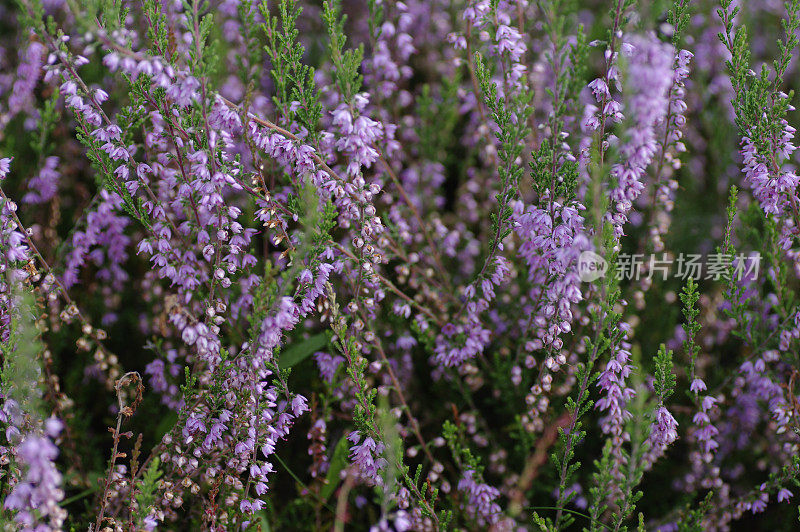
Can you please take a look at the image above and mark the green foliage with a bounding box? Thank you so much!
[320,436,349,502]
[442,420,483,475]
[0,286,44,420]
[133,457,162,527]
[530,139,578,203]
[278,333,329,369]
[775,0,800,88]
[676,492,714,532]
[718,0,800,163]
[366,0,385,41]
[327,290,376,435]
[653,344,676,401]
[538,0,590,194]
[473,51,533,255]
[552,226,622,530]
[549,381,591,530]
[550,284,620,530]
[377,397,404,511]
[183,0,218,78]
[15,0,46,29]
[586,440,614,532]
[247,263,277,342]
[30,90,61,159]
[605,0,638,45]
[679,277,701,388]
[142,0,170,58]
[310,195,338,254]
[323,0,364,104]
[262,0,322,145]
[237,0,262,85]
[718,186,756,344]
[667,0,692,45]
[415,77,462,165]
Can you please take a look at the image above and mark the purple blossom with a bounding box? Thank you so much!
[348,431,387,483]
[457,469,502,526]
[6,40,47,122]
[2,4,799,530]
[4,428,66,531]
[0,157,11,179]
[314,352,344,383]
[595,334,636,442]
[690,378,707,393]
[23,156,61,204]
[331,94,385,177]
[740,126,798,217]
[642,406,679,470]
[606,34,675,238]
[62,190,130,292]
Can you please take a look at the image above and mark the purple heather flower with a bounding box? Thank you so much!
[291,395,309,416]
[606,34,675,238]
[62,190,130,292]
[4,432,66,530]
[7,40,47,120]
[457,469,502,526]
[690,378,707,393]
[513,200,588,350]
[740,130,798,216]
[23,156,61,204]
[750,492,768,514]
[331,94,385,177]
[596,340,636,439]
[314,352,344,383]
[349,433,387,483]
[642,405,679,470]
[495,25,526,62]
[0,157,11,179]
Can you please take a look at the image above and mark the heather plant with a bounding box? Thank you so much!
[4,0,800,530]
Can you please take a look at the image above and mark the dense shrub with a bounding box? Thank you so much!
[2,0,800,530]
